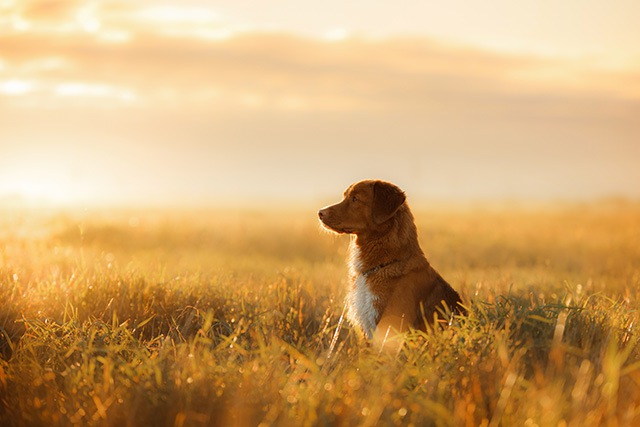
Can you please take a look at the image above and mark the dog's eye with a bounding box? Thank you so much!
[352,196,358,203]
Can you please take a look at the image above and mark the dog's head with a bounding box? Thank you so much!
[318,180,406,235]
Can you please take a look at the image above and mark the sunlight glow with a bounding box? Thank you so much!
[11,16,31,31]
[323,28,349,42]
[0,170,76,204]
[0,79,34,95]
[96,29,132,44]
[130,4,239,41]
[136,5,219,24]
[159,26,238,41]
[22,57,68,72]
[74,2,101,33]
[192,27,237,41]
[55,82,111,97]
[12,181,73,203]
[53,82,138,103]
[78,16,101,33]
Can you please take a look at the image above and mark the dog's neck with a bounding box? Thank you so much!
[351,205,424,274]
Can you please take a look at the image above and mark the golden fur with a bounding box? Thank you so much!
[319,180,464,345]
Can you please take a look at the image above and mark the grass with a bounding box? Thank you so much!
[1,202,639,426]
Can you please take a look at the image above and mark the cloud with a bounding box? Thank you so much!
[1,27,638,117]
[2,1,639,115]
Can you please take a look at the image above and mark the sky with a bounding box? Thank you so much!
[0,0,639,206]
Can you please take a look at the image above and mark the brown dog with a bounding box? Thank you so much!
[319,180,464,345]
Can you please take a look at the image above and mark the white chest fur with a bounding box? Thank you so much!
[347,246,379,338]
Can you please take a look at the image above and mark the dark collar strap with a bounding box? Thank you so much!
[361,259,401,277]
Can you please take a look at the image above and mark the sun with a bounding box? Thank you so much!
[0,163,80,205]
[10,179,75,204]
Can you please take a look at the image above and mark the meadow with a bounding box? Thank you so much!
[1,201,639,426]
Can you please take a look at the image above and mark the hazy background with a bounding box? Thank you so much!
[1,0,639,206]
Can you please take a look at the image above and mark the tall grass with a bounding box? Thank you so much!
[1,203,639,426]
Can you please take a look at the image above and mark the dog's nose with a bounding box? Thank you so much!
[318,208,331,220]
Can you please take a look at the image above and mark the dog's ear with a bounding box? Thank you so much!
[372,181,406,224]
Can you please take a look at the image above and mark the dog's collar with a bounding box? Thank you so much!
[361,259,401,277]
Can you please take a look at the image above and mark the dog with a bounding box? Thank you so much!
[318,179,464,345]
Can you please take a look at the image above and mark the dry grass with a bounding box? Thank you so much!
[1,202,639,426]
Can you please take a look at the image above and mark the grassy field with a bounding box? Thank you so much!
[1,202,639,426]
